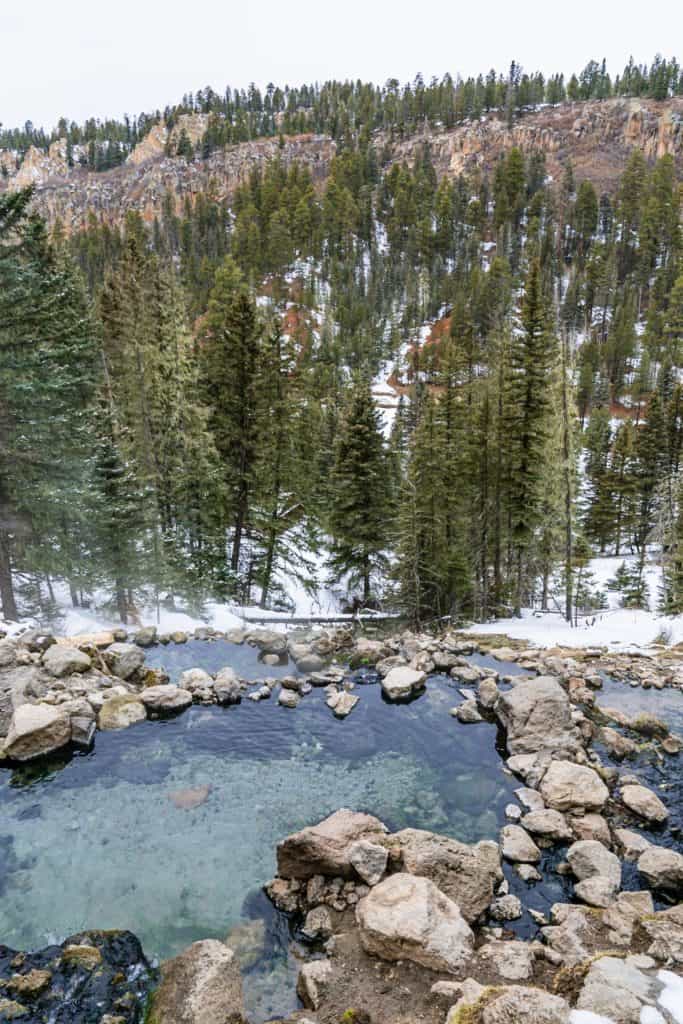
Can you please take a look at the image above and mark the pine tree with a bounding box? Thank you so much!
[200,259,261,578]
[507,258,558,614]
[327,375,390,604]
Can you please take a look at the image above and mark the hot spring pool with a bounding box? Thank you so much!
[0,647,518,1019]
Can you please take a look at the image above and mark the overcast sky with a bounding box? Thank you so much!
[2,0,680,131]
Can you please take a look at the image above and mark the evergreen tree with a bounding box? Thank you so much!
[327,375,390,603]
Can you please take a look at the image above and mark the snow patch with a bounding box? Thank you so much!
[658,969,683,1023]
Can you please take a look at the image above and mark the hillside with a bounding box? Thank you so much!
[2,97,682,233]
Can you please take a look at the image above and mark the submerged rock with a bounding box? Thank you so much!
[356,872,474,973]
[147,939,245,1024]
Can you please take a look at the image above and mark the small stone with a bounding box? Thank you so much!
[278,688,300,708]
[489,894,523,921]
[505,804,522,821]
[348,839,388,886]
[515,864,542,883]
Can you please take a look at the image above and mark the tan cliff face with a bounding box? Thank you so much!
[386,97,683,194]
[1,98,681,233]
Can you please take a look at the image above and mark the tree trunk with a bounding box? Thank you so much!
[116,580,128,624]
[69,581,80,608]
[0,533,18,620]
[561,331,574,624]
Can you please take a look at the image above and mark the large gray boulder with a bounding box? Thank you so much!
[496,675,577,756]
[147,939,246,1024]
[2,703,71,760]
[276,809,388,879]
[213,667,242,705]
[356,873,474,973]
[383,828,502,922]
[140,685,193,713]
[567,839,622,906]
[42,644,91,678]
[381,666,426,701]
[539,760,609,812]
[621,783,668,824]
[104,642,145,680]
[637,846,683,894]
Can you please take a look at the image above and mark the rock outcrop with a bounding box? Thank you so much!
[146,939,245,1024]
[4,98,682,235]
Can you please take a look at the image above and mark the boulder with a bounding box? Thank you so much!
[276,809,387,879]
[480,986,570,1023]
[98,695,146,730]
[521,809,574,842]
[455,699,483,723]
[615,828,652,860]
[140,685,193,714]
[178,668,214,700]
[540,760,609,812]
[296,959,332,1010]
[384,828,503,922]
[356,873,474,973]
[478,677,500,709]
[575,955,656,1023]
[567,840,622,888]
[381,666,426,701]
[326,690,359,718]
[214,667,242,705]
[104,642,145,680]
[2,704,71,760]
[248,629,287,655]
[573,876,618,908]
[348,840,388,886]
[147,939,246,1024]
[277,689,300,708]
[571,813,611,845]
[134,626,157,648]
[348,638,391,669]
[621,784,668,824]
[42,645,91,678]
[477,940,534,980]
[639,904,683,964]
[496,675,577,755]
[637,846,683,894]
[501,825,541,864]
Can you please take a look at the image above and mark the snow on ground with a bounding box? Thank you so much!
[470,554,683,651]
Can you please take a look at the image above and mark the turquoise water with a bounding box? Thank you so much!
[0,649,515,1020]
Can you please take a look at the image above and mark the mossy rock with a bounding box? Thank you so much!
[62,944,103,970]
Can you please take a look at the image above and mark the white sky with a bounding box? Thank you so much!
[1,0,680,131]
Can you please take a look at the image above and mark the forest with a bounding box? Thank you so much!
[0,88,682,628]
[1,53,682,167]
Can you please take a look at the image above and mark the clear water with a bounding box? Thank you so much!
[0,646,516,1020]
[145,637,305,682]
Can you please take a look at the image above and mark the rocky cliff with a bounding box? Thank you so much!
[1,98,681,234]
